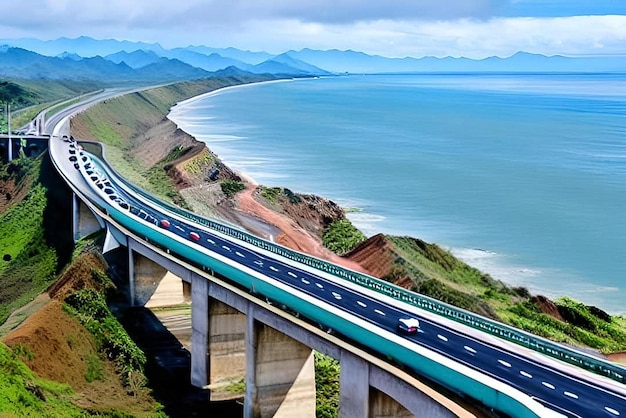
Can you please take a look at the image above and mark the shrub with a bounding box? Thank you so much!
[322,219,366,254]
[221,180,245,197]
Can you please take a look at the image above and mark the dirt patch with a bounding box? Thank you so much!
[233,184,368,273]
[1,252,162,416]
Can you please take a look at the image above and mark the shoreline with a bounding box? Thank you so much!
[166,77,625,316]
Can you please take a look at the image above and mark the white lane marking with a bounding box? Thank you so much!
[288,272,297,278]
[498,359,511,368]
[207,238,215,245]
[235,251,245,258]
[541,382,555,390]
[563,391,578,399]
[438,334,449,342]
[357,301,367,308]
[332,292,342,300]
[302,278,310,285]
[222,245,231,251]
[270,266,279,272]
[174,225,185,232]
[254,260,263,266]
[520,371,533,379]
[315,282,324,289]
[374,309,386,316]
[464,346,477,354]
[605,406,620,416]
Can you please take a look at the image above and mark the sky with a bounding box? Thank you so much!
[2,0,626,58]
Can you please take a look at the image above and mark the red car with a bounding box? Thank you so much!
[189,231,201,241]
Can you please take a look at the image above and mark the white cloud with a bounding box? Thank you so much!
[1,2,626,58]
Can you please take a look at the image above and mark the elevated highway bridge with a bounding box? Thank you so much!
[41,88,626,418]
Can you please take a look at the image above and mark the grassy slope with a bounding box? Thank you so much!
[0,156,74,325]
[0,341,83,417]
[1,78,103,130]
[71,76,273,201]
[384,235,626,354]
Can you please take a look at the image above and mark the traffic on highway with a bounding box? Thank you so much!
[61,139,626,418]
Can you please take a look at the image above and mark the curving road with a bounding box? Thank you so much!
[47,104,626,418]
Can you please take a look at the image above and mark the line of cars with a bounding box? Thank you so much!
[68,140,423,336]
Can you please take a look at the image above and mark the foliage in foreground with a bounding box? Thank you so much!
[314,352,340,418]
[221,179,246,197]
[63,278,147,382]
[322,219,366,254]
[0,341,83,416]
[0,158,59,325]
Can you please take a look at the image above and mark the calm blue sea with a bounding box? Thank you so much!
[169,74,626,314]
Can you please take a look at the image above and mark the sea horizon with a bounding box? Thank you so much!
[169,73,626,315]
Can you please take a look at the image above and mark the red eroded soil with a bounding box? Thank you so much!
[235,184,369,274]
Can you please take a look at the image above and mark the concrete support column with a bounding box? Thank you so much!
[130,251,171,306]
[127,246,135,306]
[207,299,246,401]
[72,193,80,243]
[245,308,316,418]
[72,193,101,242]
[190,272,209,388]
[182,281,191,303]
[339,350,370,418]
[369,388,414,418]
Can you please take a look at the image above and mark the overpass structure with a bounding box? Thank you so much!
[44,95,626,418]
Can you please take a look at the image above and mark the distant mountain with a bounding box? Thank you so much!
[105,49,162,69]
[57,51,82,61]
[160,48,252,72]
[262,53,331,75]
[184,45,272,65]
[0,47,210,84]
[3,36,626,75]
[287,49,626,73]
[0,36,166,58]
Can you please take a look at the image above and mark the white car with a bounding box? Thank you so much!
[397,318,421,334]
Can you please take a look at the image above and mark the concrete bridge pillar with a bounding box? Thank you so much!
[72,192,102,242]
[245,310,316,418]
[369,388,414,418]
[128,250,174,306]
[339,350,370,418]
[191,272,209,388]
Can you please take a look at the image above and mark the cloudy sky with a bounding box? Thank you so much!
[2,0,626,58]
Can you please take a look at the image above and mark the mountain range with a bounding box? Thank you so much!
[1,36,625,83]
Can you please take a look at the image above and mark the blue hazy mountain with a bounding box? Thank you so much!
[0,36,166,58]
[105,49,162,69]
[160,48,253,72]
[0,46,210,83]
[2,36,625,76]
[183,45,272,65]
[252,53,332,75]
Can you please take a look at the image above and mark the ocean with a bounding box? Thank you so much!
[168,74,626,315]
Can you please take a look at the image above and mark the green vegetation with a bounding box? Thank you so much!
[0,158,60,325]
[221,179,246,197]
[0,342,85,417]
[63,283,147,382]
[85,352,104,383]
[382,235,626,353]
[322,218,366,254]
[260,186,282,202]
[1,79,102,131]
[225,378,246,395]
[314,352,340,418]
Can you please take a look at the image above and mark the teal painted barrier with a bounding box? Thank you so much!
[86,144,626,385]
[101,200,547,418]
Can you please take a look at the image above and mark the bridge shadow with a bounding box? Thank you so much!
[105,250,244,417]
